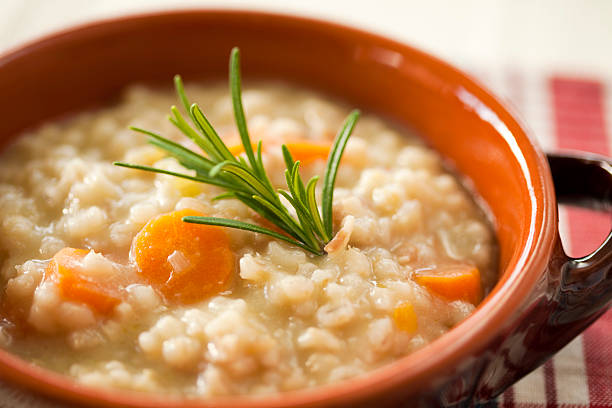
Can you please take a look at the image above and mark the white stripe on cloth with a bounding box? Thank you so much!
[518,73,556,151]
[512,365,548,405]
[554,336,591,405]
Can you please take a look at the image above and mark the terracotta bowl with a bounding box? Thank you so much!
[0,10,610,408]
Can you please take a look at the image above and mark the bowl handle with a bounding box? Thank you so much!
[548,152,611,317]
[473,152,611,403]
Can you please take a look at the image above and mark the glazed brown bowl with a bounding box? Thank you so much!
[0,10,610,408]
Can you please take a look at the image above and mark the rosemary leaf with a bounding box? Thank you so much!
[170,106,220,161]
[229,47,257,171]
[190,104,236,162]
[305,176,328,242]
[183,216,321,254]
[281,144,295,170]
[113,162,236,190]
[322,109,360,237]
[250,195,310,244]
[173,75,191,113]
[130,126,215,172]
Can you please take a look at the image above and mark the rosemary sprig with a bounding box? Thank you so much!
[114,47,360,255]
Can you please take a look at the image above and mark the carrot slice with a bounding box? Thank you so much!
[130,209,234,304]
[283,141,331,164]
[45,248,122,315]
[229,140,331,164]
[414,266,482,304]
[393,302,418,333]
[228,142,257,157]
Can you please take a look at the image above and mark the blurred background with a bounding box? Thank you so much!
[1,0,611,76]
[0,1,610,407]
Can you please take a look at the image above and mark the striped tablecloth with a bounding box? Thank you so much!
[480,73,612,408]
[0,74,610,407]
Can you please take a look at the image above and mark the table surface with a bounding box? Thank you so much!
[0,1,610,407]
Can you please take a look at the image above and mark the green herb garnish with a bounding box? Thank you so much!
[114,48,360,255]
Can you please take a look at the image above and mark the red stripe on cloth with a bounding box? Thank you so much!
[550,78,609,153]
[543,360,558,408]
[550,77,611,257]
[502,387,516,408]
[550,77,612,407]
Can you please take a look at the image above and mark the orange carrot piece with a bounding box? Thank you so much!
[393,302,418,333]
[228,143,257,156]
[228,140,331,164]
[414,266,482,304]
[283,141,331,164]
[45,248,122,315]
[130,209,234,304]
